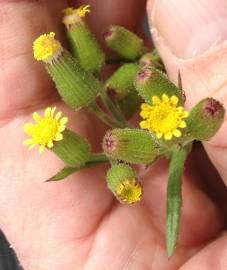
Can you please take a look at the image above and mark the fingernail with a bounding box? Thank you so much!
[149,0,227,59]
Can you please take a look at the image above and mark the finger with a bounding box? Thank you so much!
[0,0,67,121]
[179,233,227,270]
[147,0,227,185]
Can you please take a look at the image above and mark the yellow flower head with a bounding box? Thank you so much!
[63,5,91,27]
[64,5,91,17]
[23,107,68,153]
[140,94,189,140]
[116,178,142,204]
[33,32,62,62]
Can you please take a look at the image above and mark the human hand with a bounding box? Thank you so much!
[0,0,226,269]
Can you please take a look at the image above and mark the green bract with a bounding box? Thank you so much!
[46,51,102,109]
[135,66,183,104]
[186,98,225,140]
[104,25,146,61]
[52,129,91,167]
[103,128,160,164]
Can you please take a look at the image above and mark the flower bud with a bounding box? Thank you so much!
[186,98,225,140]
[63,6,105,75]
[104,25,146,61]
[139,50,165,71]
[33,32,102,109]
[106,63,140,100]
[135,66,183,105]
[103,128,160,164]
[106,164,142,204]
[52,129,91,167]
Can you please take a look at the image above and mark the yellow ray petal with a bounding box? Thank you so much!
[173,129,182,137]
[164,132,172,140]
[33,112,41,122]
[162,94,169,102]
[60,117,68,125]
[55,133,63,141]
[44,107,51,117]
[39,145,45,153]
[170,95,179,105]
[152,96,161,105]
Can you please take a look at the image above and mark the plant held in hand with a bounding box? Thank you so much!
[23,4,225,258]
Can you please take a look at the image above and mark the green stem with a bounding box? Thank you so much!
[89,101,124,128]
[89,153,109,163]
[106,58,132,65]
[100,89,129,127]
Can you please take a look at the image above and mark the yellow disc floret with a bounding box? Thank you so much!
[63,5,91,28]
[140,94,189,140]
[23,107,68,153]
[33,32,62,62]
[63,5,91,18]
[116,178,142,204]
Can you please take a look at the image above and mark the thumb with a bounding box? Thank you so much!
[147,0,227,185]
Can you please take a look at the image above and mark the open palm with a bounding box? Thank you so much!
[0,0,226,269]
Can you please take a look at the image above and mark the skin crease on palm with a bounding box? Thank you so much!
[0,0,227,269]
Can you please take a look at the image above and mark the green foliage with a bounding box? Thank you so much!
[166,146,191,258]
[46,154,108,182]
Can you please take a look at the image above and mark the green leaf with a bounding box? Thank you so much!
[46,166,80,182]
[166,146,191,258]
[46,153,109,182]
[177,71,186,104]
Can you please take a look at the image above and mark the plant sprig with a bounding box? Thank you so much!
[23,4,225,257]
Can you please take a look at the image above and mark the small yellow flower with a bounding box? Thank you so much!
[64,5,91,18]
[33,32,62,62]
[23,107,68,153]
[140,94,189,140]
[116,178,142,204]
[63,5,91,28]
